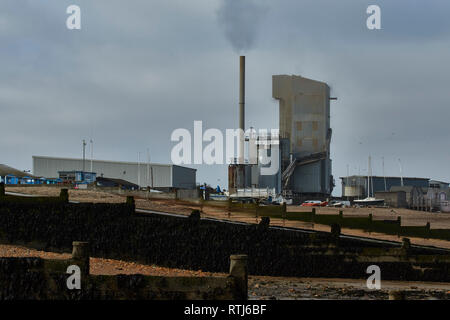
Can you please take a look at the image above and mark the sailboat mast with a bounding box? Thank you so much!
[347,164,349,201]
[398,158,404,187]
[370,157,374,197]
[367,156,370,198]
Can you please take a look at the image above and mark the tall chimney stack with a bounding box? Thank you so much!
[239,56,245,133]
[238,56,245,165]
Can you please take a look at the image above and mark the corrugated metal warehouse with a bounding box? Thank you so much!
[32,156,196,189]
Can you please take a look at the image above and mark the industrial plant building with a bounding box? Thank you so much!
[32,156,196,189]
[273,75,333,199]
[228,56,334,203]
[340,175,450,211]
[340,175,429,199]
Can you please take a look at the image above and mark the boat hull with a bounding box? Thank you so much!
[354,199,385,206]
[440,201,450,213]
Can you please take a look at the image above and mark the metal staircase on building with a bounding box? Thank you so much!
[281,152,328,190]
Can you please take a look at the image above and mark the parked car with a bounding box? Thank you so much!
[328,200,351,208]
[300,200,327,207]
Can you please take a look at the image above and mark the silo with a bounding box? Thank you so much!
[272,75,333,197]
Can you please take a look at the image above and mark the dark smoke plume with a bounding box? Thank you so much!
[217,0,267,53]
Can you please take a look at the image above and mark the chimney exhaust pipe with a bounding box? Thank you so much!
[239,56,245,133]
[238,56,245,165]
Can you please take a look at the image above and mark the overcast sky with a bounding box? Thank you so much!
[1,0,450,195]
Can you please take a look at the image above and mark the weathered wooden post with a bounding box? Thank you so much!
[200,198,204,214]
[228,198,232,218]
[60,188,69,203]
[189,209,201,223]
[72,241,90,277]
[258,217,270,232]
[126,195,135,207]
[389,290,405,300]
[259,217,270,227]
[426,222,431,239]
[401,237,411,255]
[0,182,5,197]
[397,216,402,238]
[330,223,341,246]
[229,254,248,300]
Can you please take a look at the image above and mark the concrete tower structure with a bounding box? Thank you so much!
[273,75,333,198]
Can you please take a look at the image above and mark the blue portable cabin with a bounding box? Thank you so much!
[36,177,62,185]
[34,178,45,185]
[5,174,19,185]
[0,164,62,185]
[48,178,62,185]
[58,171,96,184]
[0,164,39,185]
[21,176,36,185]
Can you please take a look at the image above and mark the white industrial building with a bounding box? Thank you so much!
[32,156,196,189]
